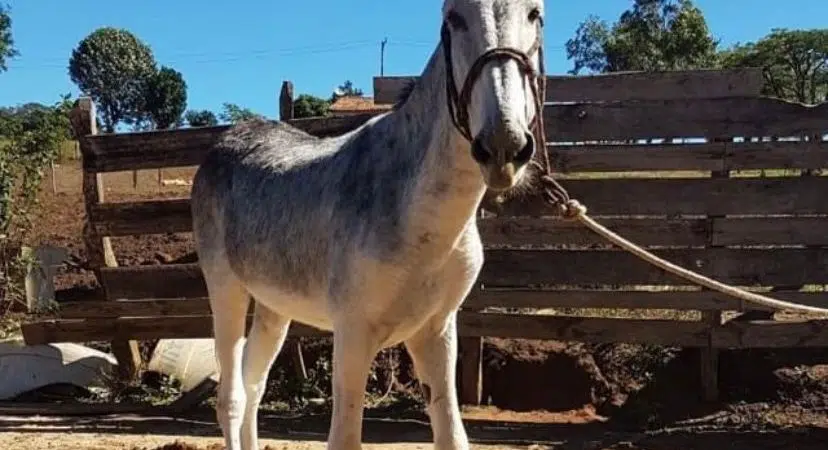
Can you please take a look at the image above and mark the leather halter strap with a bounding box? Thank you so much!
[439,18,548,171]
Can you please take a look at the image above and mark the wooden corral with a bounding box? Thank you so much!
[21,67,828,404]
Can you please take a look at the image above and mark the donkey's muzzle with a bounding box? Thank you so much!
[471,130,535,166]
[472,130,535,191]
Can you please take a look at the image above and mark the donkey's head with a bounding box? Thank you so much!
[441,0,546,192]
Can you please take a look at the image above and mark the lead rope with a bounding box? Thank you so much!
[440,19,828,315]
[544,189,828,315]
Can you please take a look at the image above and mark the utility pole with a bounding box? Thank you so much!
[380,37,388,76]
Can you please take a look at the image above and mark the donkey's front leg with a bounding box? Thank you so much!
[405,310,469,450]
[327,319,383,450]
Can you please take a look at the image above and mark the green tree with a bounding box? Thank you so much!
[330,80,364,102]
[566,0,719,74]
[219,103,264,124]
[336,80,363,96]
[0,102,73,137]
[143,66,188,129]
[0,96,73,308]
[68,27,157,132]
[719,29,828,104]
[0,4,17,72]
[293,94,331,118]
[184,109,218,127]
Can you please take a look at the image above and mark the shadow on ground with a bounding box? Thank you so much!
[1,408,828,449]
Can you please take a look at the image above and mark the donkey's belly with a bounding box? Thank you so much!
[245,282,334,331]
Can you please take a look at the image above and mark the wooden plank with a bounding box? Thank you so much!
[714,319,828,348]
[712,217,828,246]
[459,313,710,346]
[550,142,724,173]
[488,176,828,217]
[479,217,710,247]
[542,97,828,142]
[543,68,764,102]
[56,298,212,318]
[52,289,828,319]
[21,313,710,347]
[724,141,828,171]
[101,264,207,300]
[549,141,828,173]
[82,125,231,172]
[21,316,328,345]
[81,115,376,173]
[98,248,828,299]
[25,314,828,349]
[465,290,828,312]
[89,199,192,236]
[0,402,151,416]
[84,136,828,180]
[88,199,828,247]
[480,248,828,287]
[373,68,764,104]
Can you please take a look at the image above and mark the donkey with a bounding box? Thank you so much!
[190,0,546,448]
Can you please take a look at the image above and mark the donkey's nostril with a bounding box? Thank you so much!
[513,132,535,165]
[471,138,492,164]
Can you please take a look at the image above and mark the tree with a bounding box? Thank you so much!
[335,80,363,96]
[0,4,17,72]
[330,80,364,102]
[184,109,218,127]
[68,27,157,133]
[566,0,719,74]
[293,94,330,118]
[718,29,828,104]
[0,102,73,137]
[143,66,188,129]
[219,103,264,124]
[0,96,73,308]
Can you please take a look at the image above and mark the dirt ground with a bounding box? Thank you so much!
[5,161,828,449]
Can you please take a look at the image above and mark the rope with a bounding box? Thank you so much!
[436,15,828,316]
[554,198,828,315]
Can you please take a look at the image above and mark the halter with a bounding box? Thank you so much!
[439,17,549,174]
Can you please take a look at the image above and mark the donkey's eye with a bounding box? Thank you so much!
[528,8,542,23]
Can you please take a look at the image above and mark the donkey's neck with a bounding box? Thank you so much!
[378,45,487,259]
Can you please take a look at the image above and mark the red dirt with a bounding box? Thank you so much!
[7,161,828,449]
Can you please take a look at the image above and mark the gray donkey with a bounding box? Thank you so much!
[190,0,547,448]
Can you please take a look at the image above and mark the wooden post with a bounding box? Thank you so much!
[70,98,141,380]
[699,137,730,403]
[280,81,294,121]
[458,334,483,405]
[49,161,57,194]
[458,208,484,406]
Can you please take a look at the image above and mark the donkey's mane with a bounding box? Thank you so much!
[392,78,419,110]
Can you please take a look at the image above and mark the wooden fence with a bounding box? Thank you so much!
[21,67,828,404]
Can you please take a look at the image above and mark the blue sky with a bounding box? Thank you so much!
[2,0,827,119]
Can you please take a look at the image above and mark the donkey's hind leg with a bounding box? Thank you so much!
[205,268,251,450]
[240,302,291,450]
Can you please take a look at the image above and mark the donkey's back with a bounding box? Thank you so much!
[190,117,413,303]
[190,119,348,297]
